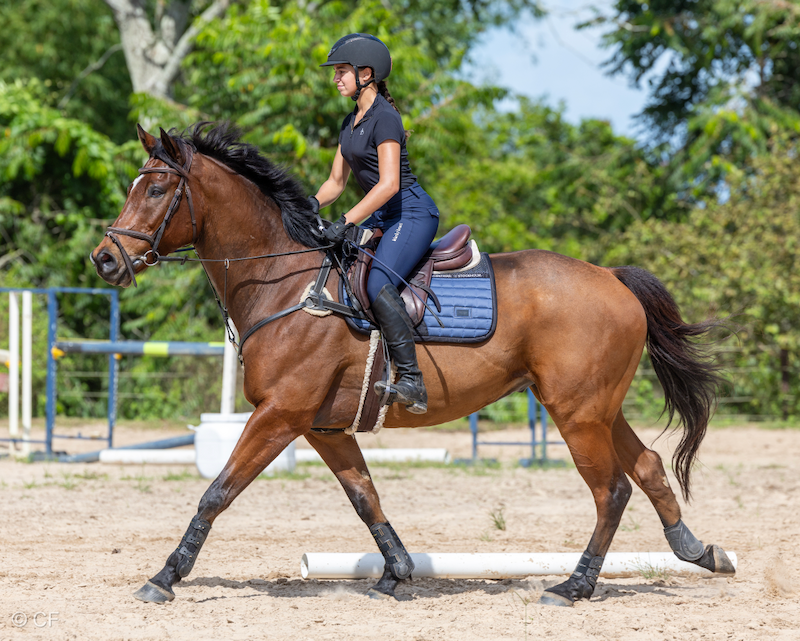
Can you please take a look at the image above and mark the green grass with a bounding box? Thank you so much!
[121,473,153,493]
[161,470,198,482]
[57,473,79,490]
[489,506,507,531]
[257,470,312,481]
[620,515,641,532]
[633,562,671,581]
[74,470,108,481]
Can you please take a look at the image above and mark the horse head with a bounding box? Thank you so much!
[91,125,200,287]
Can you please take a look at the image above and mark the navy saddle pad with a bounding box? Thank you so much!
[342,253,497,344]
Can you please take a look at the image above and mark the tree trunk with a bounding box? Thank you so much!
[103,0,230,99]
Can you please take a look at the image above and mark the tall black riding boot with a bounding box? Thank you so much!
[372,284,428,414]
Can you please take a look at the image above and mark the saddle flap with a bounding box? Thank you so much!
[400,260,433,326]
[351,228,383,317]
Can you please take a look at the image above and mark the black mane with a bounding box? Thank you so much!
[168,122,323,249]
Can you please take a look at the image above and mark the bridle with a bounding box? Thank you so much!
[105,144,198,287]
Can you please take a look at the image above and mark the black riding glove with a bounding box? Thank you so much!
[308,195,320,215]
[323,216,354,247]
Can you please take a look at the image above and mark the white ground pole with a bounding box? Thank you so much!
[21,292,32,456]
[8,292,19,438]
[300,551,738,580]
[220,324,239,414]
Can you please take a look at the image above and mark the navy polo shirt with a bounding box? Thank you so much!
[339,94,417,194]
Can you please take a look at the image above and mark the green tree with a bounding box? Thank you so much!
[0,0,132,142]
[604,136,800,419]
[590,0,800,196]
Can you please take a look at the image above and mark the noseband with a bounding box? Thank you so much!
[106,145,198,287]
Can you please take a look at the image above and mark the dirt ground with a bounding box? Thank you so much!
[0,421,798,641]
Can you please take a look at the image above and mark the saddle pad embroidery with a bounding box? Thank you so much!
[342,253,497,344]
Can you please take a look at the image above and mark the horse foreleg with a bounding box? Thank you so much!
[611,411,736,576]
[539,419,632,607]
[133,406,303,603]
[305,430,414,600]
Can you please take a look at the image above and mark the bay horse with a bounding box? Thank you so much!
[91,123,735,607]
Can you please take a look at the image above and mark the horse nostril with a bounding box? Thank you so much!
[96,249,118,273]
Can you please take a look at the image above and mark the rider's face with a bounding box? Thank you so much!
[333,64,357,97]
[333,64,372,98]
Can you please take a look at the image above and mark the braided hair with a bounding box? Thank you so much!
[377,80,411,140]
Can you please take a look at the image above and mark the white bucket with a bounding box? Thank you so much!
[193,413,296,479]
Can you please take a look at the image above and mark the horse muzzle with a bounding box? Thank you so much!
[91,242,144,288]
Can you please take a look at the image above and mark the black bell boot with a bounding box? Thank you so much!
[371,284,428,414]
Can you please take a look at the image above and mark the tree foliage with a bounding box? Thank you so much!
[605,136,800,418]
[591,0,800,195]
[0,0,132,142]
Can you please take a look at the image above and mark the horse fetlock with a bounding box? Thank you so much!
[664,518,704,562]
[370,522,414,580]
[539,551,604,606]
[173,516,212,578]
[368,569,401,600]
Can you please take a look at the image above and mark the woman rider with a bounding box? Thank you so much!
[310,33,439,415]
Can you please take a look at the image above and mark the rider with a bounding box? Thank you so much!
[310,33,439,415]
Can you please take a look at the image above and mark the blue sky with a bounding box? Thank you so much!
[472,1,652,139]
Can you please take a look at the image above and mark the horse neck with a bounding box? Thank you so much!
[191,156,319,332]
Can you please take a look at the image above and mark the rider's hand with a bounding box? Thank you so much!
[323,215,354,247]
[308,195,320,215]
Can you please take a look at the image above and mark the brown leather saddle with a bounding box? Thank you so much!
[348,224,477,326]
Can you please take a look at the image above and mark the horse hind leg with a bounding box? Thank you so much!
[305,430,414,600]
[538,417,633,607]
[133,407,304,603]
[611,411,735,575]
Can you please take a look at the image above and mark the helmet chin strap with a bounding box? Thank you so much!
[351,64,376,101]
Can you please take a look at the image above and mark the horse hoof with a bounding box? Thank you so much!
[133,580,175,604]
[711,545,736,575]
[538,590,574,607]
[367,587,396,601]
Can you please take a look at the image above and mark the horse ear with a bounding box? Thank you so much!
[159,127,185,165]
[137,124,157,154]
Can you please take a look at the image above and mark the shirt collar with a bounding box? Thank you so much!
[353,94,387,121]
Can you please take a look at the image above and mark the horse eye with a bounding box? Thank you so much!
[148,185,165,198]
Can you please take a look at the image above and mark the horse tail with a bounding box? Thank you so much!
[610,266,726,502]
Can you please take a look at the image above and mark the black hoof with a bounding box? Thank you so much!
[538,590,574,607]
[367,587,396,600]
[694,544,736,575]
[133,580,175,604]
[709,545,736,575]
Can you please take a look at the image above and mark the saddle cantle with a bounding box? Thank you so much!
[348,224,481,326]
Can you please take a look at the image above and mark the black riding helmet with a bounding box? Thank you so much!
[320,33,392,100]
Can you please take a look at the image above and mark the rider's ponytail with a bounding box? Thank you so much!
[377,80,411,140]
